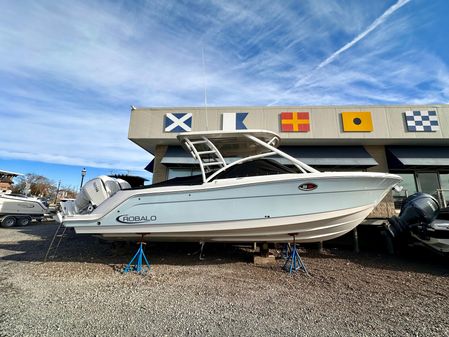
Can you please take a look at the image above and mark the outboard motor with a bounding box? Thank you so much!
[386,192,440,238]
[60,176,131,216]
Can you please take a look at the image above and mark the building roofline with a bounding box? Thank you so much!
[131,104,449,111]
[0,170,23,176]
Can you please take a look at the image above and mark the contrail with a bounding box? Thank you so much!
[268,0,411,106]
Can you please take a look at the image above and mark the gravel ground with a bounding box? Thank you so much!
[0,222,448,337]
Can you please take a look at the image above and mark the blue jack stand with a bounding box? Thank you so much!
[281,243,291,259]
[283,234,308,275]
[123,235,151,274]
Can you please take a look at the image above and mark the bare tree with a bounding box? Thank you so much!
[12,174,56,197]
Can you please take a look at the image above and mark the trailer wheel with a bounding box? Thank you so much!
[17,216,32,226]
[1,216,17,228]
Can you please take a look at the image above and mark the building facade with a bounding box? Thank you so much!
[128,105,449,218]
[0,170,21,193]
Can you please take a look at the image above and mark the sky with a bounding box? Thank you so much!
[1,0,448,189]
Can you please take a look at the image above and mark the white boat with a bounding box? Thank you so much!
[57,130,401,242]
[0,193,49,227]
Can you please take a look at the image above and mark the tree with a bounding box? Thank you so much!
[12,174,56,198]
[56,185,78,200]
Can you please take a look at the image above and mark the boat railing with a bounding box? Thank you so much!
[183,133,319,183]
[267,136,278,146]
[245,135,319,174]
[183,136,227,182]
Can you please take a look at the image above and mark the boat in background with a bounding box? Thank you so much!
[386,193,449,254]
[0,192,49,227]
[57,130,401,242]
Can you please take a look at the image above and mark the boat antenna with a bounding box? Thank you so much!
[202,47,209,130]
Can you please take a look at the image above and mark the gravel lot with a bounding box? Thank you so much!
[0,222,448,337]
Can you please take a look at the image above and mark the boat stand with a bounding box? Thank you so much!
[281,243,291,259]
[198,241,205,260]
[283,234,308,275]
[123,234,151,274]
[192,241,206,260]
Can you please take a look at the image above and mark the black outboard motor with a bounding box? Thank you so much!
[386,192,440,238]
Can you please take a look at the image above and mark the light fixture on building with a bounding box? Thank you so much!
[80,168,87,191]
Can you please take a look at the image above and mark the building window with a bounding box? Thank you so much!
[416,172,440,198]
[167,167,201,179]
[391,171,449,209]
[438,172,449,208]
[392,172,417,209]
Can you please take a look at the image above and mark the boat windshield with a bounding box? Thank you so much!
[212,158,295,179]
[136,158,296,189]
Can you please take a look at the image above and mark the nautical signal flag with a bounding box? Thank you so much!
[164,113,192,132]
[222,112,248,131]
[341,112,373,132]
[405,110,439,132]
[280,112,310,132]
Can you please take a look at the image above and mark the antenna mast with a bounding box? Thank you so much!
[202,47,208,130]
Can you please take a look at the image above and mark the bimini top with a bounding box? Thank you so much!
[176,129,318,183]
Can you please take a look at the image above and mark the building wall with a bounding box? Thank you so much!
[0,182,12,192]
[129,105,449,150]
[152,145,168,184]
[0,173,17,193]
[364,145,396,217]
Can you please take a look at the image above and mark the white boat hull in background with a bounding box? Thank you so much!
[0,194,48,216]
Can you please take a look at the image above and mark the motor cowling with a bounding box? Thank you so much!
[386,192,440,237]
[60,176,131,216]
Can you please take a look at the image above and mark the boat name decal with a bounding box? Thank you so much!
[298,183,317,191]
[18,204,35,208]
[116,214,157,224]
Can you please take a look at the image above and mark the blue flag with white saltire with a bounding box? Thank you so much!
[164,113,192,132]
[222,112,248,130]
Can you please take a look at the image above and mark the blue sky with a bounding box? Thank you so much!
[0,0,448,188]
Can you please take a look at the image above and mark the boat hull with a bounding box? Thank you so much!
[79,204,374,242]
[60,172,401,243]
[0,195,48,217]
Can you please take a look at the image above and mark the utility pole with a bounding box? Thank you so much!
[53,180,61,204]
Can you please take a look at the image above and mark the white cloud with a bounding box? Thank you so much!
[268,0,412,105]
[0,0,448,172]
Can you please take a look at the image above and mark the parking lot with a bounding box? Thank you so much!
[0,222,448,337]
